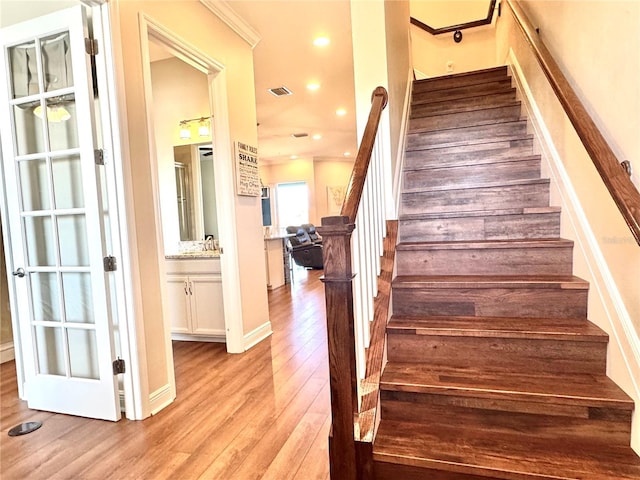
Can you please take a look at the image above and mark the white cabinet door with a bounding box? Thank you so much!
[190,275,225,336]
[165,276,190,334]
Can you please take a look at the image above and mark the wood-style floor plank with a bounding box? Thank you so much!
[0,268,330,480]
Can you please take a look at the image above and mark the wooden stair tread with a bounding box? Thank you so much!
[396,238,573,251]
[381,363,633,408]
[374,418,640,479]
[387,315,607,341]
[412,66,509,92]
[403,154,541,172]
[412,86,516,108]
[393,274,589,289]
[402,177,549,194]
[399,206,561,221]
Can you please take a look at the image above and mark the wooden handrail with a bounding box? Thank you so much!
[410,0,497,36]
[340,87,388,222]
[318,86,389,480]
[507,0,640,245]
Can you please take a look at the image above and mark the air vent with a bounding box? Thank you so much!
[268,86,293,97]
[291,133,308,138]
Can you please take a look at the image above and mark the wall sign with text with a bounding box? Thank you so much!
[234,141,260,197]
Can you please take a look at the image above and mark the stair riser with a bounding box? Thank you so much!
[401,182,550,215]
[392,287,588,318]
[386,334,605,375]
[403,158,541,191]
[380,395,632,445]
[410,104,522,133]
[375,462,491,480]
[413,67,509,93]
[412,90,517,116]
[398,212,561,243]
[396,245,573,276]
[405,138,534,170]
[412,79,514,107]
[407,121,528,151]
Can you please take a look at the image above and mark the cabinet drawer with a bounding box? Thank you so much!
[165,258,221,275]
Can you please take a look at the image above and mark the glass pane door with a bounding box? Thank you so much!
[0,6,120,421]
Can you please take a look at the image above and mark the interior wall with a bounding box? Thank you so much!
[313,158,354,221]
[259,158,316,227]
[111,0,268,412]
[411,23,497,78]
[150,57,211,253]
[384,0,412,184]
[259,157,355,227]
[518,0,639,189]
[497,0,640,449]
[0,0,78,27]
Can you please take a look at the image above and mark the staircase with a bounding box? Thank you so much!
[372,66,640,479]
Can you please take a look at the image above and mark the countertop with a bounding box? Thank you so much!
[165,252,221,260]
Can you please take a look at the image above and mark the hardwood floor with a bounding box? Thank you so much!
[0,268,330,480]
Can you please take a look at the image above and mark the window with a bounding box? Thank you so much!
[276,182,309,228]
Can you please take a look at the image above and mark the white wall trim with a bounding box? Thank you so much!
[0,342,14,364]
[171,333,225,343]
[413,68,428,80]
[198,0,261,49]
[244,321,272,351]
[392,67,414,220]
[149,384,174,416]
[508,48,640,449]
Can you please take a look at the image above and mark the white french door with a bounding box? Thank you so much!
[0,6,120,420]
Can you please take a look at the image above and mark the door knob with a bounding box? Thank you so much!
[12,268,26,278]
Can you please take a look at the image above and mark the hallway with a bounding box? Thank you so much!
[0,270,330,479]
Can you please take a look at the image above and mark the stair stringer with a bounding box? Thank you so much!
[507,48,640,452]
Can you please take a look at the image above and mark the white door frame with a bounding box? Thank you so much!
[137,14,245,366]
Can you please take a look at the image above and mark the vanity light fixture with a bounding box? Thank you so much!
[33,104,71,123]
[178,116,211,140]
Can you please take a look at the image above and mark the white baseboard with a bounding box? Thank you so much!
[171,333,226,343]
[0,342,14,363]
[149,383,174,416]
[244,321,272,351]
[508,48,640,451]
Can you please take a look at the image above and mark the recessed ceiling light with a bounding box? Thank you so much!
[307,82,320,91]
[336,108,347,116]
[312,134,322,140]
[290,155,298,159]
[313,36,330,47]
[343,152,351,157]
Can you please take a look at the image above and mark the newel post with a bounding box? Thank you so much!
[318,215,358,480]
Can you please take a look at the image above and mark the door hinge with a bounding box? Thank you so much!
[85,37,99,56]
[112,358,125,375]
[94,149,104,165]
[103,256,118,272]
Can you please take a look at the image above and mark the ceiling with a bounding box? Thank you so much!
[228,1,357,164]
[151,0,358,165]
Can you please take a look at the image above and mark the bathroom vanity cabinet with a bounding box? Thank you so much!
[165,256,225,342]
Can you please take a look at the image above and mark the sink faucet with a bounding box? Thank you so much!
[205,236,214,251]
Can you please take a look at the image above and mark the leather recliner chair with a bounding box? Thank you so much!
[286,225,323,269]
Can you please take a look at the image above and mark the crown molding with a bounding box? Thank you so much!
[199,0,261,49]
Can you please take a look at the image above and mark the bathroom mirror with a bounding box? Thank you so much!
[173,142,219,241]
